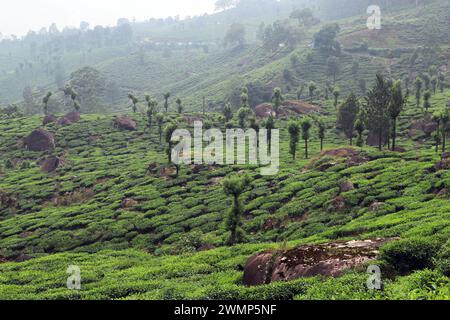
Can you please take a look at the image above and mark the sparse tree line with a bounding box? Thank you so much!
[334,73,449,153]
[409,69,447,111]
[6,75,450,249]
[220,72,448,247]
[225,7,322,52]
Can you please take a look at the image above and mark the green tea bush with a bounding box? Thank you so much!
[435,240,450,277]
[380,238,441,275]
[385,269,450,300]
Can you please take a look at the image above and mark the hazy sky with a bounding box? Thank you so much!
[0,0,216,37]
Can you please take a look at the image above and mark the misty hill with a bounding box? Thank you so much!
[0,0,447,114]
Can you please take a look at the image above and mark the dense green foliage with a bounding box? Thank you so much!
[0,87,449,299]
[0,0,449,301]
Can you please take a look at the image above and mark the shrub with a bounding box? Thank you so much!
[435,240,450,277]
[380,238,441,275]
[4,159,14,169]
[385,269,450,300]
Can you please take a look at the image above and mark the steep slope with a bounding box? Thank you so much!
[1,1,448,111]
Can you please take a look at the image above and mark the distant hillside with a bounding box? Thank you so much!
[0,0,448,114]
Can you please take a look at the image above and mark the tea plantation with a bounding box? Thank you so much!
[0,86,449,299]
[0,0,450,301]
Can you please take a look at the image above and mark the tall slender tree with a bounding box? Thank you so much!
[355,114,365,148]
[165,122,178,163]
[301,117,312,158]
[145,95,158,130]
[389,80,406,151]
[333,87,340,109]
[128,93,139,113]
[249,117,260,147]
[423,91,431,112]
[432,111,442,153]
[337,93,359,145]
[415,77,423,108]
[176,98,183,114]
[265,115,275,152]
[63,85,79,111]
[42,92,52,115]
[222,174,251,246]
[288,120,300,160]
[364,74,392,151]
[272,87,283,116]
[317,118,326,151]
[163,92,171,113]
[74,101,81,112]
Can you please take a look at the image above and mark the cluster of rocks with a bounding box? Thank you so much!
[24,128,55,152]
[121,198,139,209]
[309,148,368,172]
[40,155,64,173]
[184,115,202,126]
[113,115,137,131]
[410,114,450,138]
[243,238,395,286]
[43,112,80,126]
[147,162,176,178]
[48,187,95,207]
[22,114,137,175]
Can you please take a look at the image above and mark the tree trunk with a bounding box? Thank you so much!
[168,142,172,163]
[436,122,440,153]
[320,138,323,151]
[305,139,309,159]
[378,128,383,151]
[443,129,447,154]
[228,195,240,246]
[228,229,236,246]
[392,118,397,151]
[268,132,272,153]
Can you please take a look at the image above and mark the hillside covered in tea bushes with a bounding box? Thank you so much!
[0,0,449,301]
[0,87,449,299]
